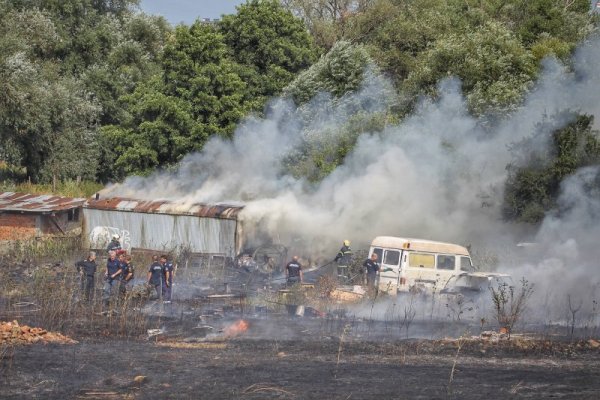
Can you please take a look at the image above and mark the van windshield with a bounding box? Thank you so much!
[460,256,475,272]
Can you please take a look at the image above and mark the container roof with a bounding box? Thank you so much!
[85,196,244,220]
[0,191,85,214]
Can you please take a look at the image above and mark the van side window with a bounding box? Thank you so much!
[409,253,434,268]
[460,256,474,271]
[383,250,400,265]
[436,255,455,270]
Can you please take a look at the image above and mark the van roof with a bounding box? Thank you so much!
[371,236,470,256]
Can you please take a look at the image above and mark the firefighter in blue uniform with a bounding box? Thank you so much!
[119,254,134,301]
[103,250,122,308]
[285,256,303,286]
[363,253,380,294]
[76,251,97,303]
[160,255,174,303]
[147,255,164,300]
[334,240,353,282]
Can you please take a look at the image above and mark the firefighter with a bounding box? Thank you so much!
[334,240,353,282]
[147,255,164,301]
[75,251,97,303]
[363,253,380,293]
[102,250,122,308]
[160,255,174,303]
[107,234,122,253]
[119,254,135,301]
[285,256,303,286]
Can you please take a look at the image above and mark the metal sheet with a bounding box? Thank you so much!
[85,197,243,220]
[84,209,237,257]
[0,192,85,213]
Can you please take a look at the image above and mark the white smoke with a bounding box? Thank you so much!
[105,36,600,322]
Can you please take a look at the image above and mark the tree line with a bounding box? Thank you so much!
[0,0,598,224]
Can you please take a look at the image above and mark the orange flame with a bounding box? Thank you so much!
[223,320,249,337]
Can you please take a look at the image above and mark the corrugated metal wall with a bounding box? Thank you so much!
[84,209,237,257]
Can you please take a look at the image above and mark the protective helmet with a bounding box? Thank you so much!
[343,240,350,246]
[112,234,120,240]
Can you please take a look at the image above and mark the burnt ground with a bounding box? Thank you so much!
[1,261,600,399]
[1,320,600,400]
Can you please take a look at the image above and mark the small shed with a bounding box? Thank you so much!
[0,192,85,249]
[84,196,245,258]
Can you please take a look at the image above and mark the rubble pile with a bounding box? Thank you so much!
[0,320,78,345]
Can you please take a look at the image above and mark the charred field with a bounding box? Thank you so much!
[1,260,600,399]
[2,324,600,399]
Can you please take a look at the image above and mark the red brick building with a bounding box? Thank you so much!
[0,192,85,250]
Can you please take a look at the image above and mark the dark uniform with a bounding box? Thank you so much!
[162,261,174,301]
[286,260,302,286]
[148,261,164,300]
[119,260,134,300]
[107,239,121,253]
[363,258,380,289]
[334,244,353,281]
[103,257,122,307]
[76,258,97,302]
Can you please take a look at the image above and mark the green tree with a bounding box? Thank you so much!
[0,6,101,181]
[503,114,600,223]
[284,40,372,104]
[404,21,536,115]
[102,22,251,177]
[282,41,391,181]
[281,0,374,49]
[220,0,317,103]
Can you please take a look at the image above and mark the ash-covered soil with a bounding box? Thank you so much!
[2,329,600,399]
[1,260,599,399]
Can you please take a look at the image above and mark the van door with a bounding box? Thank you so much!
[378,248,402,294]
[406,252,437,291]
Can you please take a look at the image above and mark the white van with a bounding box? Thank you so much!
[369,236,503,294]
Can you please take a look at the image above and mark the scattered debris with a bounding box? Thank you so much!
[243,383,295,396]
[480,330,509,341]
[329,286,364,303]
[147,328,166,339]
[156,342,227,349]
[133,376,147,384]
[0,320,77,345]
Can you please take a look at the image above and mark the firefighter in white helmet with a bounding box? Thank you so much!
[107,234,122,253]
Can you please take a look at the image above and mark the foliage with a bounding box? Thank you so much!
[283,112,387,182]
[489,277,534,338]
[0,0,168,183]
[284,41,372,104]
[0,176,103,198]
[404,21,536,115]
[503,114,600,223]
[344,0,594,115]
[220,0,318,103]
[282,0,374,49]
[345,0,458,85]
[102,23,248,178]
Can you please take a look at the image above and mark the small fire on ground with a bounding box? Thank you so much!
[223,320,249,337]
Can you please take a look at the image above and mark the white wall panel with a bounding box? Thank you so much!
[84,209,237,257]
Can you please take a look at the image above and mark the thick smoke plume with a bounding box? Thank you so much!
[105,37,600,320]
